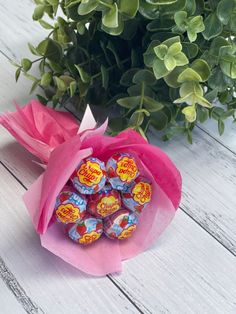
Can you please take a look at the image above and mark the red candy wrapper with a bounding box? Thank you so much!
[0,101,182,276]
[87,185,121,218]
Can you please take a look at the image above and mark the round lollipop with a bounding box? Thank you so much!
[122,176,152,214]
[104,209,138,240]
[66,215,103,245]
[106,153,139,192]
[88,184,121,218]
[71,157,106,194]
[55,185,87,224]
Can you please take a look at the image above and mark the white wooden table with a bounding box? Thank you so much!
[0,1,235,313]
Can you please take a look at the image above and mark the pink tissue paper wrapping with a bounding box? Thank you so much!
[0,100,182,276]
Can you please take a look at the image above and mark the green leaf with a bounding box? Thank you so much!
[182,42,198,59]
[69,81,77,97]
[218,119,225,135]
[174,52,189,66]
[174,10,187,28]
[180,81,203,98]
[164,55,176,71]
[187,16,205,42]
[191,59,210,81]
[147,0,178,4]
[197,107,209,123]
[33,5,45,20]
[102,4,119,29]
[38,19,54,29]
[21,58,32,71]
[168,42,182,55]
[59,75,75,86]
[133,69,156,85]
[15,67,21,82]
[77,22,86,35]
[30,80,40,94]
[203,13,223,40]
[41,72,52,87]
[101,18,124,35]
[78,0,98,15]
[153,59,169,79]
[182,105,196,122]
[54,76,67,91]
[120,68,140,86]
[117,96,141,109]
[37,39,63,62]
[187,128,193,144]
[28,43,40,56]
[208,67,234,92]
[139,0,160,19]
[162,36,180,48]
[119,0,139,18]
[150,111,168,131]
[205,88,218,102]
[209,37,230,58]
[220,58,236,79]
[164,66,187,87]
[101,65,109,89]
[47,0,59,5]
[75,65,91,83]
[184,0,196,15]
[217,0,235,25]
[143,96,164,112]
[229,13,236,31]
[178,68,202,82]
[129,111,144,127]
[154,44,168,60]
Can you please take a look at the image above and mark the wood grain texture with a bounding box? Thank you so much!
[0,257,44,314]
[0,279,27,314]
[0,164,140,314]
[112,210,236,314]
[0,53,40,112]
[0,0,47,60]
[198,121,236,155]
[150,128,236,255]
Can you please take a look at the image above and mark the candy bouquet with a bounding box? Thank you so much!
[0,100,181,276]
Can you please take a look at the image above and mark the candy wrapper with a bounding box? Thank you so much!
[0,100,182,276]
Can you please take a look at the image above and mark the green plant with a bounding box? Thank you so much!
[14,0,236,142]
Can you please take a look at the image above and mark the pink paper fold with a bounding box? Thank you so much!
[1,100,182,276]
[0,100,79,162]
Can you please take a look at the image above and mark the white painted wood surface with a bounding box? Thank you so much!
[0,1,236,313]
[0,280,25,314]
[151,129,236,255]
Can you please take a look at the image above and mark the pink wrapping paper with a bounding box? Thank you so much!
[0,100,182,276]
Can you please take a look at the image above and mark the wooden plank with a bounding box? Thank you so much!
[0,164,140,314]
[112,209,236,314]
[149,128,236,255]
[0,53,40,113]
[0,279,26,314]
[1,151,236,313]
[198,121,236,155]
[0,0,48,60]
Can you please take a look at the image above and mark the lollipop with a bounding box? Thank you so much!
[122,176,152,214]
[88,184,121,218]
[106,153,139,192]
[55,185,87,224]
[66,215,103,245]
[71,157,106,194]
[104,209,138,240]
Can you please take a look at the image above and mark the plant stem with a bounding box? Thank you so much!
[91,57,130,80]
